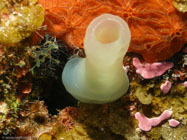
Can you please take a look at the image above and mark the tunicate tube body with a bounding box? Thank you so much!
[62,14,131,104]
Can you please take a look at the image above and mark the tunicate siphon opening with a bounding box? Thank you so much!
[95,20,120,44]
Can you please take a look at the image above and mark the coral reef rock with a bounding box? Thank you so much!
[0,0,44,45]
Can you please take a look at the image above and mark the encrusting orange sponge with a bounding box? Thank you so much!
[36,0,187,62]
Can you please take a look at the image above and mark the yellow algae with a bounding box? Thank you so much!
[173,0,187,12]
[0,0,44,45]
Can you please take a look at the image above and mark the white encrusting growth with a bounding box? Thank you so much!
[62,14,131,104]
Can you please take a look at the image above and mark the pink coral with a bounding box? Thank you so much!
[184,81,187,88]
[133,58,173,79]
[169,119,180,127]
[135,110,172,131]
[160,81,172,94]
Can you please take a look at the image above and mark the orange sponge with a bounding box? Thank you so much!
[36,0,187,62]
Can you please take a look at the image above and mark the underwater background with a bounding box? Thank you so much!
[0,0,187,140]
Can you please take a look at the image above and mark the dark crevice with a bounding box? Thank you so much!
[31,37,78,115]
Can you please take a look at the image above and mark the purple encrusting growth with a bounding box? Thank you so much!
[135,110,172,131]
[160,81,172,94]
[169,119,180,127]
[133,58,173,79]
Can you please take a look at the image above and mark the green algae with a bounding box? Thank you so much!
[0,45,29,135]
[29,35,60,75]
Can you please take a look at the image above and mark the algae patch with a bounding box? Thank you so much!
[0,0,44,45]
[173,0,187,12]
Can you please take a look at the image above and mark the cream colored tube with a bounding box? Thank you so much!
[62,14,131,104]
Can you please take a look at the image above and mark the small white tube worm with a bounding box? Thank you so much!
[62,14,131,104]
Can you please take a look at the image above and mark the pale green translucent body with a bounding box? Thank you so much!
[62,14,131,104]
